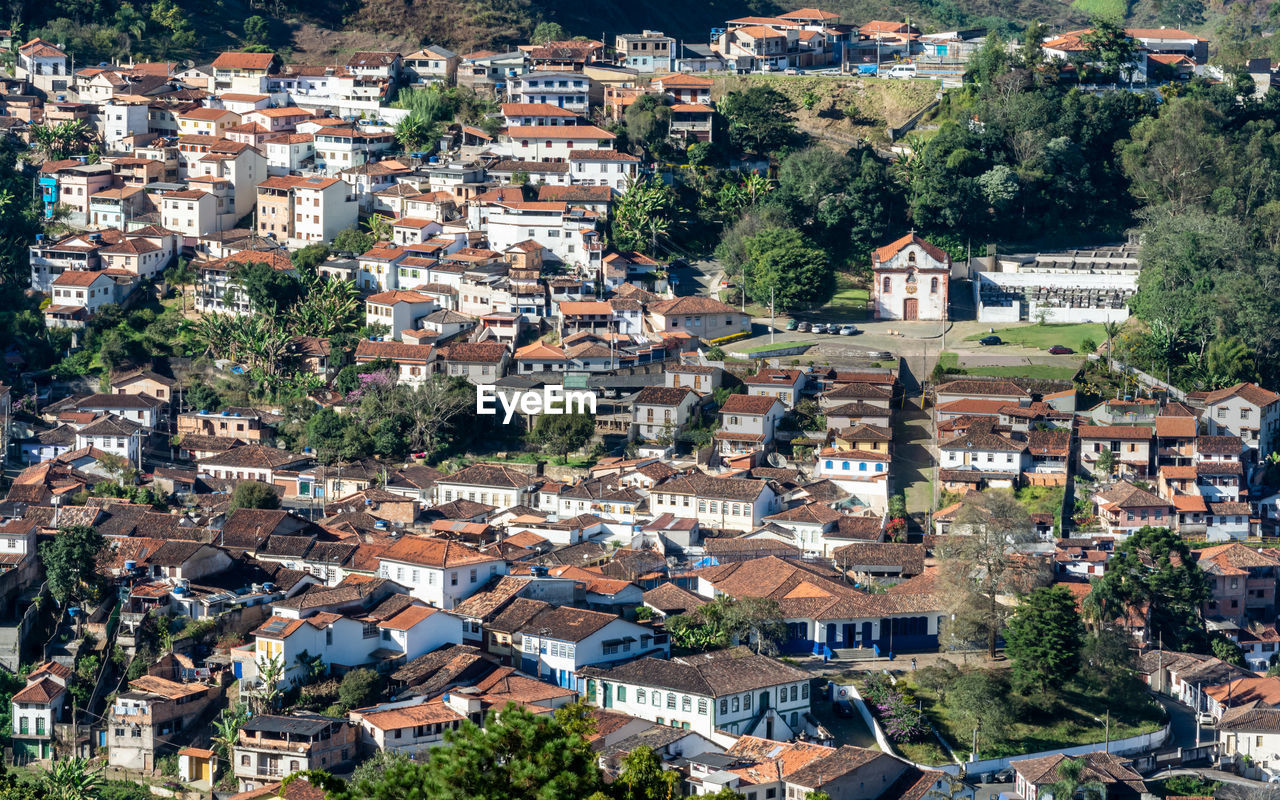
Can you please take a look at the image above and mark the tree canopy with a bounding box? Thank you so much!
[1005,585,1086,694]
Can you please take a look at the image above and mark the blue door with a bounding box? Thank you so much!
[861,621,872,645]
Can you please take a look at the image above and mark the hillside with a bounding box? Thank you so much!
[711,74,940,147]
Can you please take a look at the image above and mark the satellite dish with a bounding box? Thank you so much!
[767,452,788,468]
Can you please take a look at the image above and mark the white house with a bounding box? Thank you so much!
[648,473,778,532]
[1203,382,1280,460]
[377,537,508,609]
[510,602,669,691]
[581,647,814,741]
[433,463,537,510]
[73,416,144,467]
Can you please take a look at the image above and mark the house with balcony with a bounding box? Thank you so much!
[509,72,591,113]
[1078,424,1153,478]
[1093,481,1174,537]
[107,675,217,771]
[1196,543,1280,625]
[212,51,281,93]
[715,394,784,456]
[44,270,117,329]
[1204,382,1280,461]
[233,714,357,791]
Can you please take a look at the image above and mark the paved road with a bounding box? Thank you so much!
[1158,695,1214,750]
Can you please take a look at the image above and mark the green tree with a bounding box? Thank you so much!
[185,382,222,413]
[1095,447,1116,476]
[292,243,331,272]
[947,669,1014,743]
[531,21,566,43]
[914,659,961,702]
[612,746,679,800]
[39,525,106,605]
[1005,585,1086,695]
[337,668,383,712]
[612,177,677,255]
[332,226,375,255]
[744,226,834,311]
[1206,336,1256,388]
[306,406,349,463]
[1080,17,1139,82]
[329,702,602,800]
[1085,526,1209,650]
[242,15,269,46]
[1212,635,1246,667]
[718,86,800,155]
[938,490,1042,657]
[529,413,594,462]
[234,261,303,313]
[229,481,281,511]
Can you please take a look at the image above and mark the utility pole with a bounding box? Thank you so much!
[769,287,775,344]
[1104,709,1110,753]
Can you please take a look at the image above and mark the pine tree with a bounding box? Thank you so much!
[1005,585,1086,694]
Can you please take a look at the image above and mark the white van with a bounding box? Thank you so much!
[886,63,917,79]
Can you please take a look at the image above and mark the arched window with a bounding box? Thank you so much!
[908,251,916,263]
[882,276,891,294]
[859,463,867,472]
[931,276,939,293]
[842,461,850,471]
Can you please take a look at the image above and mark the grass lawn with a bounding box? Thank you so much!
[906,674,1164,760]
[963,323,1105,353]
[1072,0,1128,16]
[742,341,816,354]
[896,738,954,766]
[939,352,1081,381]
[1015,485,1065,516]
[460,452,596,469]
[813,273,870,321]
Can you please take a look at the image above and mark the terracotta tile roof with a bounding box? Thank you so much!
[1078,425,1153,440]
[11,677,66,704]
[376,603,439,630]
[635,386,696,406]
[212,52,277,70]
[355,339,434,363]
[380,536,502,568]
[1155,416,1198,437]
[358,700,462,731]
[440,342,508,363]
[648,295,742,316]
[720,394,782,414]
[872,232,948,264]
[1204,382,1280,408]
[581,646,807,697]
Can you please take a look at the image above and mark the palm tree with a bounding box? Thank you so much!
[1102,320,1121,370]
[29,124,63,161]
[362,213,394,243]
[44,757,103,800]
[211,702,249,774]
[251,653,285,714]
[1050,757,1107,800]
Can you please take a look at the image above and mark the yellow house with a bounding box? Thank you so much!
[831,423,892,454]
[178,746,216,784]
[176,107,241,137]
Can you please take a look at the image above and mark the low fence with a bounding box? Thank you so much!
[845,679,1172,776]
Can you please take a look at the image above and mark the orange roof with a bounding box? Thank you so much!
[179,107,238,121]
[1172,494,1208,513]
[733,25,788,38]
[1155,416,1197,437]
[781,7,840,19]
[506,125,616,139]
[652,73,713,88]
[873,232,949,264]
[366,290,435,305]
[514,342,567,360]
[212,52,276,70]
[53,270,111,286]
[359,700,463,730]
[559,301,613,315]
[376,604,439,630]
[392,217,436,228]
[501,103,578,116]
[1126,27,1205,41]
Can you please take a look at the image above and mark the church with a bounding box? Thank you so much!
[870,232,950,321]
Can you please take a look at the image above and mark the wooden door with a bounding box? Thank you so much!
[903,297,918,320]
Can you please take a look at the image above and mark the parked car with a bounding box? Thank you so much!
[811,323,828,334]
[1048,344,1074,354]
[833,700,855,717]
[886,63,917,79]
[797,321,812,332]
[785,319,799,331]
[979,335,1002,346]
[839,325,858,336]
